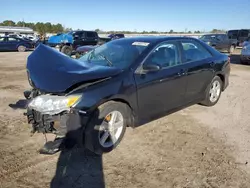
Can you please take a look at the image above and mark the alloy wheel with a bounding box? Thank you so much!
[209,80,221,103]
[98,111,124,148]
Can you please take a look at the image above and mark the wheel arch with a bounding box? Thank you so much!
[216,73,225,90]
[93,97,136,128]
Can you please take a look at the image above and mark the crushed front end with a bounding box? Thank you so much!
[23,90,87,154]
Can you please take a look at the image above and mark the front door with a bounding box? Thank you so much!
[179,39,215,102]
[0,37,7,50]
[6,37,19,50]
[134,41,188,121]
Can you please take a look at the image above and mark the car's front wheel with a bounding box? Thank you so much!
[84,101,129,155]
[61,45,72,56]
[200,76,222,106]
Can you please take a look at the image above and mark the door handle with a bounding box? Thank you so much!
[178,69,187,76]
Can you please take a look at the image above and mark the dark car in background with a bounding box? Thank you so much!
[240,43,250,64]
[227,29,250,47]
[75,45,98,58]
[0,36,34,52]
[24,37,230,155]
[199,34,237,54]
[108,33,125,40]
[47,30,99,55]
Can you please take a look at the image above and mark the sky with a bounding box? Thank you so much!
[1,0,249,32]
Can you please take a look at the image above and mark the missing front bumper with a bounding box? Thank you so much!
[25,108,89,142]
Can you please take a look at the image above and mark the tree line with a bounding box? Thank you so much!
[0,20,226,35]
[0,20,65,35]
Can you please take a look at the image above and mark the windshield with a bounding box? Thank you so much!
[78,39,150,69]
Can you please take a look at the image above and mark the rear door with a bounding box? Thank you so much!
[179,39,215,102]
[217,34,229,50]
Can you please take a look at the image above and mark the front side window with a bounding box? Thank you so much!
[144,42,180,68]
[181,40,212,62]
[8,37,18,42]
[79,39,150,69]
[0,37,5,42]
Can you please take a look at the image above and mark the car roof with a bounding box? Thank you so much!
[202,33,226,36]
[73,30,97,33]
[116,36,197,43]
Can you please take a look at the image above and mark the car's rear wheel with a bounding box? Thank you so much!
[200,76,222,106]
[84,101,129,155]
[61,45,72,56]
[18,45,26,52]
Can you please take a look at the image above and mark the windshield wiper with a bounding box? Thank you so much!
[98,53,113,67]
[87,49,95,63]
[87,50,113,67]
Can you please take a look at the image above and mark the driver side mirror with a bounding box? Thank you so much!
[141,64,161,74]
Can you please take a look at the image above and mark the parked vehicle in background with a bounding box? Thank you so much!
[227,29,250,47]
[47,30,99,56]
[199,34,237,54]
[24,36,230,155]
[240,44,250,64]
[26,35,39,42]
[0,36,34,52]
[75,45,98,58]
[108,33,125,40]
[242,37,250,47]
[99,33,125,43]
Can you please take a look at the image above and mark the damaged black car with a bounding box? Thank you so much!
[24,36,230,155]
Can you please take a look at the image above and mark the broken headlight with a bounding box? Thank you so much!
[28,94,81,115]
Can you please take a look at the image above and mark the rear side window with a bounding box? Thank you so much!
[86,32,97,38]
[181,40,213,62]
[0,38,5,42]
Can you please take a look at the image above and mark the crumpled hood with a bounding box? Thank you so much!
[26,44,121,93]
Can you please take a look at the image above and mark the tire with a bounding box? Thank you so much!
[17,45,26,52]
[84,101,129,155]
[228,45,235,54]
[200,76,222,107]
[61,45,72,56]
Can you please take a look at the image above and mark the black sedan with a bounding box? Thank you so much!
[24,36,230,155]
[0,36,34,52]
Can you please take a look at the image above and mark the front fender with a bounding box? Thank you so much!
[74,74,138,118]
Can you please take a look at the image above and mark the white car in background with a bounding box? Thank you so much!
[240,44,250,64]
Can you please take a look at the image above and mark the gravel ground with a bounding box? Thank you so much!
[0,50,250,188]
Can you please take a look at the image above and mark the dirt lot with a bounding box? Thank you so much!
[0,50,250,188]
